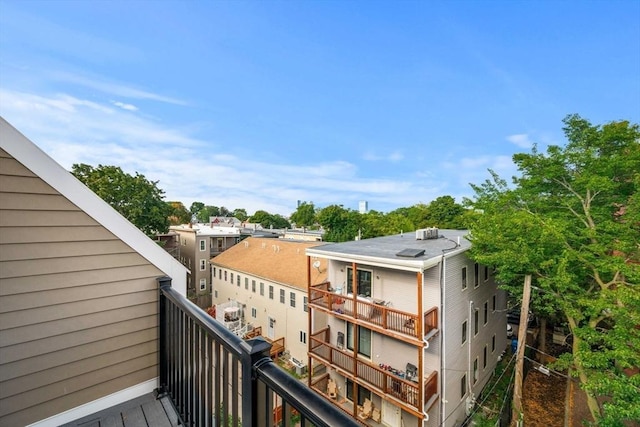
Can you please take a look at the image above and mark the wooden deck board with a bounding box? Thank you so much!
[60,392,178,427]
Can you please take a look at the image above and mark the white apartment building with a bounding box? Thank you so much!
[211,237,328,365]
[306,229,507,427]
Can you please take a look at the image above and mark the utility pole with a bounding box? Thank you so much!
[512,274,532,426]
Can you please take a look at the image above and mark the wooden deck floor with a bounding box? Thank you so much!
[60,392,180,427]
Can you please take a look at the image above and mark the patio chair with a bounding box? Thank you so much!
[327,379,337,399]
[371,407,381,423]
[357,398,373,420]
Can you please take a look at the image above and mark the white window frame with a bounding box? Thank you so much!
[199,278,207,291]
[200,259,206,271]
[199,239,206,251]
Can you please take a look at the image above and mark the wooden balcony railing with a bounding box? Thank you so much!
[158,277,359,427]
[310,282,439,341]
[309,328,431,411]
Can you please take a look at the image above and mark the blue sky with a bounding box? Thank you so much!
[1,0,639,216]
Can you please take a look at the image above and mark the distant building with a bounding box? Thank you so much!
[359,200,368,214]
[170,223,242,308]
[306,228,507,426]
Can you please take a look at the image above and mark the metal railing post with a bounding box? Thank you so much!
[157,276,172,396]
[241,338,273,427]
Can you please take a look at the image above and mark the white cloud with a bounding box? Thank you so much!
[506,133,533,148]
[363,150,404,162]
[0,88,446,216]
[112,101,138,111]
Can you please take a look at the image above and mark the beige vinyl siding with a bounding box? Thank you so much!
[0,151,165,426]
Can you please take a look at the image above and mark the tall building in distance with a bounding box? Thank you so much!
[359,200,369,214]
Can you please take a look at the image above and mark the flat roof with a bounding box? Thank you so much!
[306,229,471,271]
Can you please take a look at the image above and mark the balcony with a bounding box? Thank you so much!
[309,327,438,413]
[309,282,438,342]
[92,276,356,427]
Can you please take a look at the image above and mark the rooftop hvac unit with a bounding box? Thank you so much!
[425,227,439,239]
[415,229,428,240]
[290,358,307,376]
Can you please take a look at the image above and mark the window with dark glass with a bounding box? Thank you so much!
[346,267,372,297]
[347,322,371,358]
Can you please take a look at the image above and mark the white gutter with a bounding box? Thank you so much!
[305,249,442,273]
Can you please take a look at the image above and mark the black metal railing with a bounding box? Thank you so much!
[158,276,359,427]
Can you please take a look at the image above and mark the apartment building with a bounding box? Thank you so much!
[170,223,242,308]
[211,237,328,366]
[0,118,188,426]
[306,228,507,427]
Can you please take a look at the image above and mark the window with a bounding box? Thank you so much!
[230,272,234,283]
[474,263,479,287]
[484,301,488,325]
[473,358,478,383]
[461,375,467,399]
[199,278,206,291]
[462,320,467,345]
[218,269,221,279]
[290,292,296,307]
[251,307,257,318]
[347,323,372,358]
[346,267,372,297]
[492,294,496,312]
[213,267,216,278]
[224,270,227,281]
[237,275,240,287]
[245,278,248,290]
[269,285,274,300]
[483,345,487,369]
[303,296,308,312]
[199,240,206,251]
[260,282,264,296]
[346,379,371,405]
[484,265,489,281]
[492,334,496,352]
[280,289,285,304]
[214,290,218,299]
[462,267,467,290]
[474,310,479,336]
[299,331,306,344]
[252,280,256,293]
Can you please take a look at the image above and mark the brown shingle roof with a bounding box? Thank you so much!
[211,237,328,290]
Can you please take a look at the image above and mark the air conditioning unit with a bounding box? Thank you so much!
[290,358,307,376]
[415,229,428,240]
[425,227,439,239]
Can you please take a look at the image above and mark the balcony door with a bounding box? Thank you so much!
[383,400,400,426]
[346,267,372,297]
[268,317,275,339]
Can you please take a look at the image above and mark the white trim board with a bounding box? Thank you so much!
[26,378,158,427]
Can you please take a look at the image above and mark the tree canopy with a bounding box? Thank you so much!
[72,163,169,236]
[290,201,317,227]
[249,210,291,229]
[465,115,640,425]
[166,201,191,225]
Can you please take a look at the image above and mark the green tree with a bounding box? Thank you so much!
[166,201,191,225]
[232,208,248,221]
[71,163,169,236]
[196,205,220,223]
[466,115,640,425]
[249,210,291,229]
[424,195,466,229]
[189,201,204,216]
[290,201,316,227]
[316,205,361,242]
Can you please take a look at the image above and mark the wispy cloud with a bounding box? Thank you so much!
[363,150,404,162]
[0,88,445,215]
[506,133,533,148]
[112,101,138,111]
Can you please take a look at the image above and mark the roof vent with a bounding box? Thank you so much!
[396,248,425,258]
[416,227,439,240]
